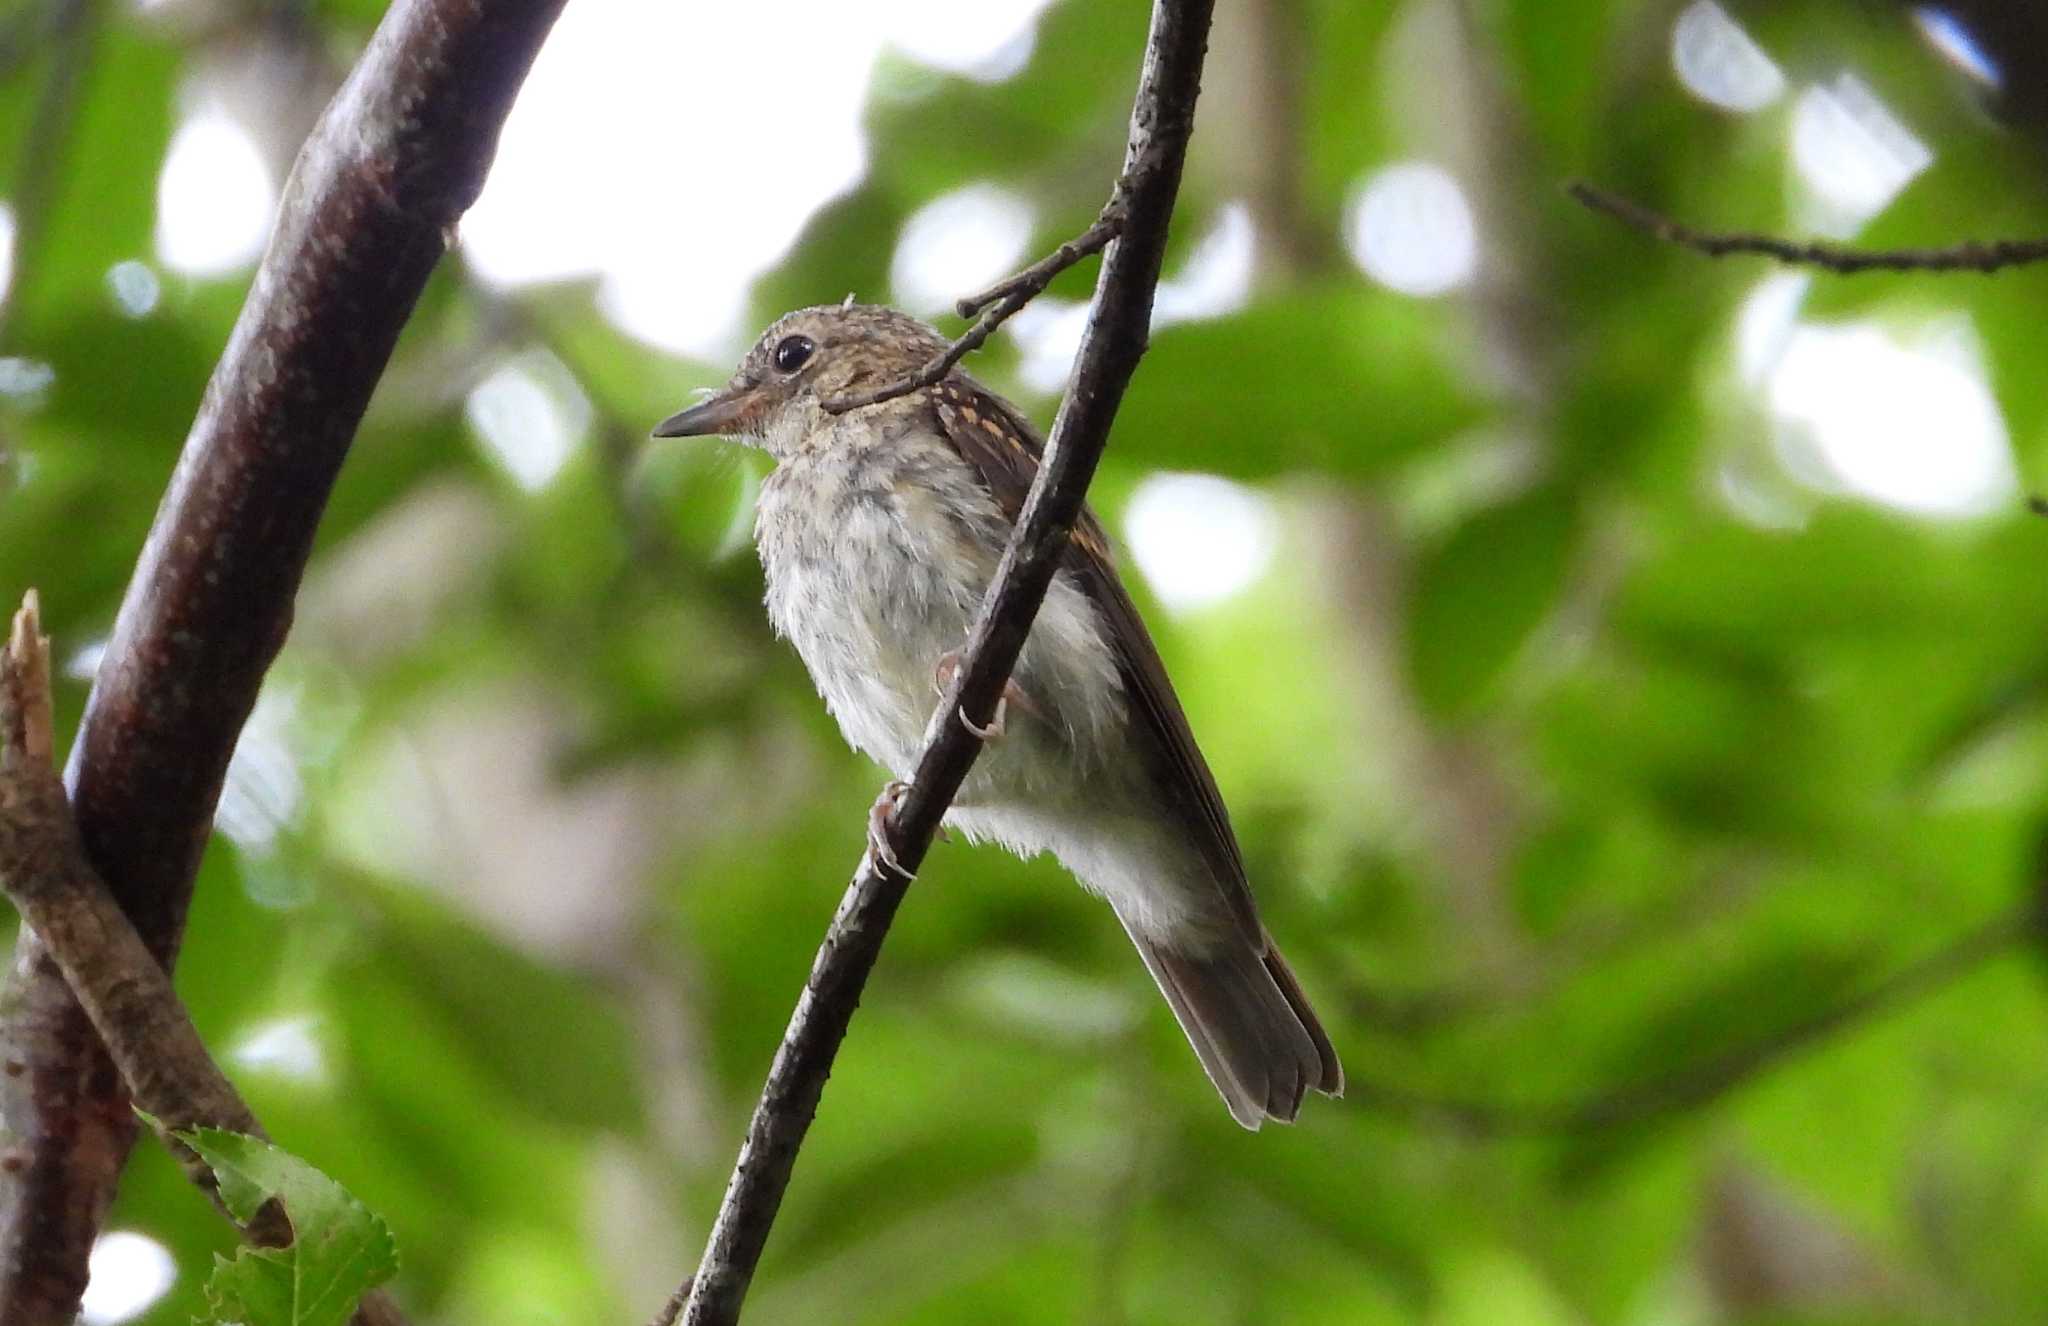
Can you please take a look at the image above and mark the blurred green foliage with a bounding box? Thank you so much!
[5,1,2048,1324]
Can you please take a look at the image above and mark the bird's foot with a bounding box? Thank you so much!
[866,780,917,881]
[933,649,1036,743]
[959,698,1005,741]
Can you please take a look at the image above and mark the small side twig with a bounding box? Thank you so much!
[671,1,1214,1323]
[818,208,1124,414]
[0,591,408,1326]
[647,1276,693,1326]
[1568,180,2048,275]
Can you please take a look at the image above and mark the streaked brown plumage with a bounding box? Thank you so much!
[654,303,1341,1127]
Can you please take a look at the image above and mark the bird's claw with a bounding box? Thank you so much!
[959,697,1006,741]
[934,649,1033,743]
[867,780,916,881]
[934,649,964,696]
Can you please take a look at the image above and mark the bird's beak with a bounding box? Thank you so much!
[651,382,765,439]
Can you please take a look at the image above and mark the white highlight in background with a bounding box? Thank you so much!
[80,1232,177,1326]
[463,1,874,357]
[1790,74,1933,234]
[1124,473,1278,613]
[0,203,15,307]
[1733,272,1812,385]
[1153,201,1254,326]
[1671,1,1785,111]
[232,1016,328,1083]
[462,0,1051,359]
[465,352,591,491]
[107,260,161,317]
[1345,162,1478,297]
[155,111,275,276]
[218,684,304,854]
[0,357,54,400]
[890,184,1034,315]
[1766,317,2015,518]
[883,0,1056,81]
[1913,7,2001,89]
[66,636,108,681]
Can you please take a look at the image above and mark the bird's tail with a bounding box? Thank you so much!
[1117,912,1344,1129]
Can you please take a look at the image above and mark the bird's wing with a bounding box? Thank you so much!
[927,375,1263,945]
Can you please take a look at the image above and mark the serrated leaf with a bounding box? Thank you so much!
[179,1128,398,1326]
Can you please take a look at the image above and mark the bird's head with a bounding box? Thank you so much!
[651,302,948,455]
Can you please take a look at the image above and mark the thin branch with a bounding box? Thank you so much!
[1569,180,2048,275]
[648,1276,694,1326]
[1343,904,2039,1136]
[0,0,565,1318]
[955,210,1128,319]
[817,209,1124,414]
[672,1,1216,1322]
[0,594,407,1326]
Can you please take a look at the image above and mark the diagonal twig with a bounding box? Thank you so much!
[818,208,1124,414]
[0,593,407,1326]
[1569,180,2048,275]
[667,1,1216,1323]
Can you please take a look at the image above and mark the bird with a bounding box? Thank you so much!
[652,302,1342,1128]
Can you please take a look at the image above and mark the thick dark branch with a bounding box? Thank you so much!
[673,1,1215,1323]
[817,209,1125,414]
[0,0,564,1318]
[1569,180,2048,274]
[1345,905,2038,1136]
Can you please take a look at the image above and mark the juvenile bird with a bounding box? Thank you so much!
[654,303,1342,1127]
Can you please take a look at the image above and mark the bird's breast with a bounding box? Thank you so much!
[753,434,1129,796]
[755,441,996,774]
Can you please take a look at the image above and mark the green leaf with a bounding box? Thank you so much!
[178,1127,399,1326]
[1114,294,1486,480]
[1407,487,1577,718]
[5,22,181,337]
[346,885,650,1135]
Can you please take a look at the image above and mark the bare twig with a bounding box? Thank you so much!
[1343,905,2039,1136]
[1569,180,2048,275]
[0,0,565,1318]
[648,1276,694,1326]
[672,1,1216,1322]
[0,594,408,1326]
[817,209,1124,414]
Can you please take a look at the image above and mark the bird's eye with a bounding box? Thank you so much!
[773,335,816,374]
